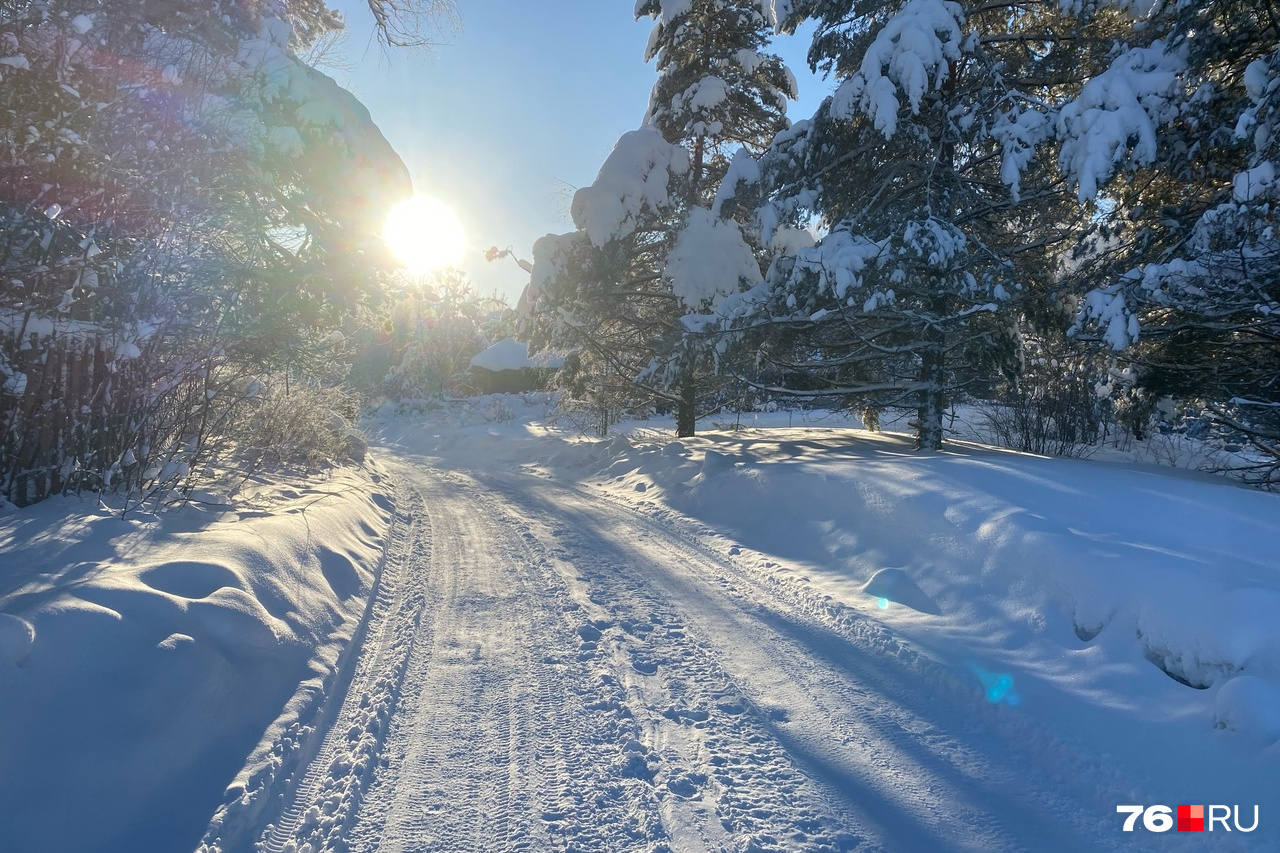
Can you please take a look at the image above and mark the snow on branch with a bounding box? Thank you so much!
[571,127,690,247]
[992,102,1052,202]
[788,228,888,303]
[755,0,794,32]
[666,209,762,310]
[1071,281,1141,350]
[712,147,763,216]
[1056,41,1186,202]
[831,0,965,138]
[635,0,694,26]
[1057,0,1162,16]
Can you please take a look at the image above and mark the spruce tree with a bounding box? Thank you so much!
[1063,0,1280,484]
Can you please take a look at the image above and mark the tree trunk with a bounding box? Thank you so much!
[917,382,944,451]
[676,365,696,437]
[917,308,947,452]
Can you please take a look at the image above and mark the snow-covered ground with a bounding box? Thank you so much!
[0,469,394,853]
[2,394,1277,852]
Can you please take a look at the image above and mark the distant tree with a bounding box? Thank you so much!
[384,269,513,398]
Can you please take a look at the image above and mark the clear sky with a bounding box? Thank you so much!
[327,1,826,303]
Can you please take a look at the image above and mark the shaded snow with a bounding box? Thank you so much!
[0,470,392,853]
[363,399,1280,848]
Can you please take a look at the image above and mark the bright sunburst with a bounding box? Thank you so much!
[383,196,467,274]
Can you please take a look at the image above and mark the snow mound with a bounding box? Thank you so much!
[0,614,35,665]
[0,469,392,852]
[700,449,738,477]
[469,339,564,372]
[862,567,942,615]
[470,338,532,371]
[1215,676,1280,744]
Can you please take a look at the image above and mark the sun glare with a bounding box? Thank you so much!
[383,196,467,274]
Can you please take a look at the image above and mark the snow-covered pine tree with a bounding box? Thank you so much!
[529,0,794,436]
[715,0,1108,450]
[639,0,796,201]
[1063,0,1280,485]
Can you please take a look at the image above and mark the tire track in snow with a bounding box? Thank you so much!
[346,464,670,853]
[347,474,533,851]
[441,467,858,853]
[252,483,432,853]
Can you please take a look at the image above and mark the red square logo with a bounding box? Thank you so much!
[1178,805,1204,832]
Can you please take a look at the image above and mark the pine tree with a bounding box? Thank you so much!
[529,0,794,436]
[717,0,1109,450]
[1064,0,1280,485]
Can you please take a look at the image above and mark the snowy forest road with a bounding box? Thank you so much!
[263,449,1153,853]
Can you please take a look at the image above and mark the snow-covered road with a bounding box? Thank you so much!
[252,445,1182,853]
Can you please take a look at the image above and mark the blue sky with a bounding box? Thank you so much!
[328,1,826,302]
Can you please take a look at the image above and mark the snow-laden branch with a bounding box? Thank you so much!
[1056,40,1186,202]
[570,127,690,248]
[830,0,966,137]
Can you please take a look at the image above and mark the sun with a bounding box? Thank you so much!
[383,196,467,274]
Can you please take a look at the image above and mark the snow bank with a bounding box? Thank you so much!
[0,469,393,853]
[507,423,1280,805]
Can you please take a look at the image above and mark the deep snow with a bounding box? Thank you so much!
[0,469,393,853]
[1,394,1277,852]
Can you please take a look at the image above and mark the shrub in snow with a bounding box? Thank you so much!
[380,271,514,401]
[226,382,366,472]
[978,335,1105,458]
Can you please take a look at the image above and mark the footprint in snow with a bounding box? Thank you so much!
[631,656,659,675]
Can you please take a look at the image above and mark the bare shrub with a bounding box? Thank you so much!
[979,345,1102,458]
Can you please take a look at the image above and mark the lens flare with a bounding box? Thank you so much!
[971,664,1021,706]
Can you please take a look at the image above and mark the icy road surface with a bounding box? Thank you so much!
[259,451,1167,853]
